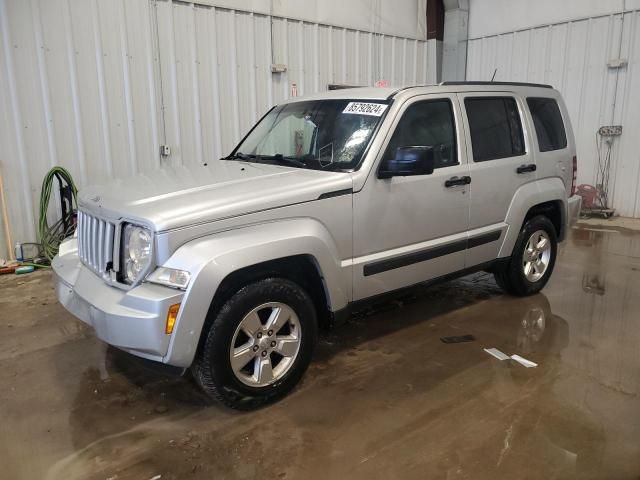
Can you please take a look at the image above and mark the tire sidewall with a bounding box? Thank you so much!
[201,278,317,403]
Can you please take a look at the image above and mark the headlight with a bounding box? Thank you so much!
[122,224,152,284]
[147,267,191,290]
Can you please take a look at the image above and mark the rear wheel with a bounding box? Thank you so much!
[494,215,558,296]
[193,278,317,410]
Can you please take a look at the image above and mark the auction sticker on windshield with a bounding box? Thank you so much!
[342,102,388,116]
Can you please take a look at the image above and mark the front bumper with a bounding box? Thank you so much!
[52,239,183,363]
[567,194,582,228]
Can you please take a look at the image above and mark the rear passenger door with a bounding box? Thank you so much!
[458,93,536,267]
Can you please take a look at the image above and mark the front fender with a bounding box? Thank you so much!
[498,177,568,258]
[161,218,348,367]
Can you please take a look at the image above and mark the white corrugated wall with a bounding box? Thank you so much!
[0,0,434,258]
[156,2,433,166]
[467,9,640,218]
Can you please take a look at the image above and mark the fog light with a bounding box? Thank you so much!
[166,303,180,334]
[147,267,191,290]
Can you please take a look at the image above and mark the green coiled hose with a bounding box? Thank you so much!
[38,166,78,261]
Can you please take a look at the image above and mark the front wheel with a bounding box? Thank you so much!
[192,278,318,410]
[494,215,558,296]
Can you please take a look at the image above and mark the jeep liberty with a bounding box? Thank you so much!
[53,82,582,409]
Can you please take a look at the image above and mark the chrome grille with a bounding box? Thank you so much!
[77,211,115,275]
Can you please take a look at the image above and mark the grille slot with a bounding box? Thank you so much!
[77,211,115,275]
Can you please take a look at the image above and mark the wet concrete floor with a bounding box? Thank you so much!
[1,223,640,479]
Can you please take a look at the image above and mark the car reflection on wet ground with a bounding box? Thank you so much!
[1,222,639,479]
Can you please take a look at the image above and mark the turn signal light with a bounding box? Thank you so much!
[166,303,181,334]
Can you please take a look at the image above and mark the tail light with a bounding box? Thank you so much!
[571,155,577,196]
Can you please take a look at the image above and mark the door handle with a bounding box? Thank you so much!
[445,175,471,187]
[516,163,537,174]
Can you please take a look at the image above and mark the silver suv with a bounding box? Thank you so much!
[53,82,582,409]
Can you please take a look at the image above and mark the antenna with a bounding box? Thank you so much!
[491,69,497,82]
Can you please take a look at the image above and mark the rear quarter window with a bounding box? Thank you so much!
[526,97,567,152]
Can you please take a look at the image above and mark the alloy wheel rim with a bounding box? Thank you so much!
[522,230,552,282]
[229,302,302,387]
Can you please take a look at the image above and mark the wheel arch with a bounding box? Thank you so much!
[498,178,568,258]
[203,254,331,338]
[161,218,349,367]
[523,200,563,239]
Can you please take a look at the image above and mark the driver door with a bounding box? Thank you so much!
[352,94,471,300]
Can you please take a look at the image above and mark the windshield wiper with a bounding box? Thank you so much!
[225,152,307,168]
[254,154,306,168]
[224,151,254,160]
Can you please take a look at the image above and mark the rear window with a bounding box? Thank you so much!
[464,97,525,162]
[527,97,567,152]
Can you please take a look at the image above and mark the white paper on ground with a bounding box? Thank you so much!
[510,354,538,368]
[484,348,510,361]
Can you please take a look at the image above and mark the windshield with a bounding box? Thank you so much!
[228,99,389,170]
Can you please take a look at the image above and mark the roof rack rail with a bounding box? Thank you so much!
[439,81,553,89]
[386,86,417,99]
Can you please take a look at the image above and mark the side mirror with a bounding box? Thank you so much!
[378,146,435,179]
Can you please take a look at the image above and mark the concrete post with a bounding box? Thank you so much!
[441,0,469,81]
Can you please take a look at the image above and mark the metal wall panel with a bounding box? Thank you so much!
[0,0,432,257]
[157,2,433,162]
[612,11,640,218]
[156,2,433,167]
[153,0,429,40]
[467,10,640,218]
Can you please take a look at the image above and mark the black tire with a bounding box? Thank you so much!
[494,215,558,296]
[192,278,317,410]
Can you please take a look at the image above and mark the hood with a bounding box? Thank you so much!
[78,161,353,231]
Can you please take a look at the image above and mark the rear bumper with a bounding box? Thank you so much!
[567,194,582,228]
[52,238,183,363]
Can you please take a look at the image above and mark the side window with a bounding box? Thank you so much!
[382,99,458,169]
[527,97,567,152]
[465,97,525,162]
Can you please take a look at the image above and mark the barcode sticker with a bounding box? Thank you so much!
[342,102,388,116]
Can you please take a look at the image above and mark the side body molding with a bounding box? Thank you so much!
[498,177,568,258]
[161,218,348,367]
